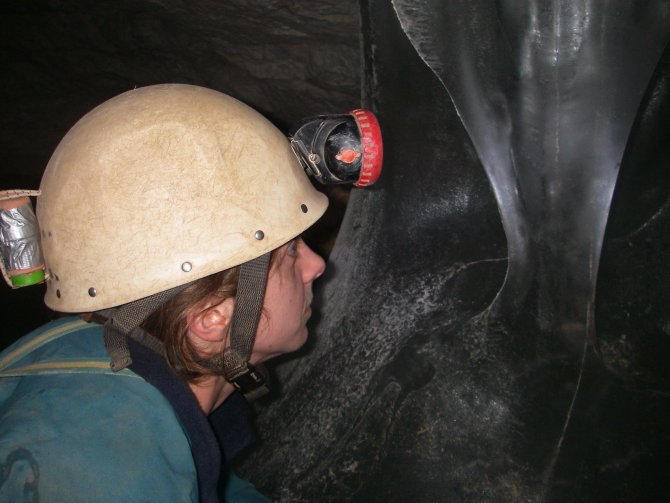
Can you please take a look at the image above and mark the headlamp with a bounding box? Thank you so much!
[290,109,383,187]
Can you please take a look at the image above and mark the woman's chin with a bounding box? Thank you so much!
[280,327,309,355]
[253,328,310,363]
[290,328,309,352]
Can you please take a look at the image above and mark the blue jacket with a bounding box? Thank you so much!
[0,316,270,502]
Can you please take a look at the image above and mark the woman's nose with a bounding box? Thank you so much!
[301,241,326,282]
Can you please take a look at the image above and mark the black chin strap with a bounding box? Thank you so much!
[220,252,272,401]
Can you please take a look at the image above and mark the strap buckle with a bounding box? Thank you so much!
[230,363,270,401]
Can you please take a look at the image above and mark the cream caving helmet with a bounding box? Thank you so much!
[38,84,327,311]
[37,84,329,398]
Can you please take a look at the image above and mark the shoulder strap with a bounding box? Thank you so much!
[0,360,137,378]
[0,318,89,370]
[0,318,137,378]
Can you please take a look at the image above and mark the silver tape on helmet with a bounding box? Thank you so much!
[0,203,43,271]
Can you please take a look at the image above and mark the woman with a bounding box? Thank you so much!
[0,84,330,502]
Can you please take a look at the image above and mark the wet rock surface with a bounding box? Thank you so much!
[240,1,670,501]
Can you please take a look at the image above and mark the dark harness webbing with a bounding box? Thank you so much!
[100,283,191,372]
[222,253,270,375]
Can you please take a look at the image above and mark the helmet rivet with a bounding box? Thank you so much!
[255,230,265,240]
[181,262,193,272]
[88,287,97,297]
[301,204,308,213]
[56,289,61,298]
[308,153,320,163]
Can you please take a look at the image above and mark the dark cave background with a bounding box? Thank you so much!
[1,0,360,343]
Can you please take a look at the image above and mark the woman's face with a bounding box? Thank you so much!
[250,238,326,363]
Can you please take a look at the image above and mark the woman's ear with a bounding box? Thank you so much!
[186,297,235,343]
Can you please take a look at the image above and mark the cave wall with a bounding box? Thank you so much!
[240,1,670,501]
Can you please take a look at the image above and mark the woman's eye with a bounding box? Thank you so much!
[286,239,299,257]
